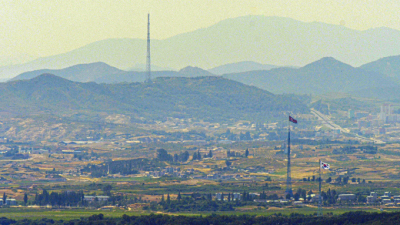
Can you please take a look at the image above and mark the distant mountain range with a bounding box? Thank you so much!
[360,55,400,81]
[11,62,128,82]
[127,64,174,72]
[11,57,400,95]
[3,15,400,79]
[208,61,278,75]
[11,61,280,82]
[223,57,399,95]
[2,74,309,122]
[11,63,221,83]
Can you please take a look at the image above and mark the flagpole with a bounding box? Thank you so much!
[318,158,322,217]
[286,114,292,197]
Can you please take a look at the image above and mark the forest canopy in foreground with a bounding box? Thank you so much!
[1,211,400,225]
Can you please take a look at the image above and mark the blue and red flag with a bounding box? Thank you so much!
[289,116,297,124]
[320,162,330,170]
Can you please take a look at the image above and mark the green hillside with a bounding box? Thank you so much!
[0,74,310,122]
[360,55,400,81]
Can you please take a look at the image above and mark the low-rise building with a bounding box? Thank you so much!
[84,196,110,202]
[393,196,400,204]
[381,192,391,200]
[382,199,392,204]
[338,194,356,201]
[367,192,378,204]
[307,194,322,202]
[293,201,304,206]
[6,199,17,205]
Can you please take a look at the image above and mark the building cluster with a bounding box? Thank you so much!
[0,198,17,206]
[144,167,191,178]
[215,193,241,201]
[18,147,49,154]
[366,192,400,205]
[379,104,400,123]
[347,104,400,140]
[206,173,240,180]
[83,196,110,202]
[332,191,400,206]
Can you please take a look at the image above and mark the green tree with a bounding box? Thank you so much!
[3,193,6,205]
[343,176,349,184]
[102,184,112,196]
[157,149,173,162]
[245,149,249,157]
[192,152,198,161]
[294,192,300,201]
[286,194,291,200]
[177,191,181,201]
[24,193,28,205]
[167,193,170,205]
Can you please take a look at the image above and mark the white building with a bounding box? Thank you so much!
[233,193,241,200]
[393,196,400,204]
[84,196,109,202]
[367,192,378,204]
[380,104,400,123]
[6,199,17,205]
[216,193,223,201]
[338,194,356,201]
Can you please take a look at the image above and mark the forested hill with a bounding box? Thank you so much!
[0,74,309,122]
[223,57,396,95]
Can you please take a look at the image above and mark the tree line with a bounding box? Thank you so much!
[2,211,400,225]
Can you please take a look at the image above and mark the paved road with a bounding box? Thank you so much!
[311,109,348,133]
[311,108,385,144]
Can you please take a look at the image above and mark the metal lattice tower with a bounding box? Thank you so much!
[285,118,293,197]
[146,13,151,83]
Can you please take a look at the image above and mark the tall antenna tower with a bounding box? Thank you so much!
[146,13,151,83]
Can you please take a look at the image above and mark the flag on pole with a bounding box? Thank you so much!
[289,116,297,124]
[320,161,330,170]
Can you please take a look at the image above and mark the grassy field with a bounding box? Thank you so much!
[1,206,398,221]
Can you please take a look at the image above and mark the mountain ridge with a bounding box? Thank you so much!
[360,55,400,80]
[0,74,310,122]
[208,61,278,75]
[3,15,400,78]
[223,57,397,95]
[11,57,398,95]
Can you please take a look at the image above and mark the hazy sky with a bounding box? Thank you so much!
[1,0,400,60]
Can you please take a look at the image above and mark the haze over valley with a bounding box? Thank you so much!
[2,2,400,224]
